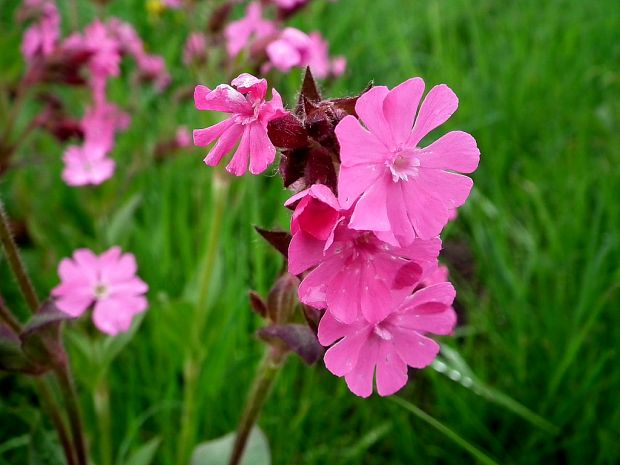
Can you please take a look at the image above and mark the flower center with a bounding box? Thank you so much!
[387,149,421,183]
[93,283,108,299]
[373,324,393,341]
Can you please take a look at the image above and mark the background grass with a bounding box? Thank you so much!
[1,0,620,464]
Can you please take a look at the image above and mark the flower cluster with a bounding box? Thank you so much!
[193,70,479,397]
[18,1,170,186]
[184,1,345,80]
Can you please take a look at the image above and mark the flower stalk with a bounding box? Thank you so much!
[229,347,286,465]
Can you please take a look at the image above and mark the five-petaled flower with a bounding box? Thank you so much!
[318,282,456,397]
[52,247,149,336]
[336,77,480,246]
[193,73,286,176]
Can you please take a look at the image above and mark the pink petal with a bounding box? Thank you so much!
[317,310,350,346]
[92,295,147,336]
[298,255,345,308]
[203,123,244,167]
[225,125,251,176]
[326,264,362,323]
[193,119,235,147]
[383,182,415,246]
[418,169,474,209]
[231,73,267,101]
[324,326,371,376]
[343,334,379,398]
[108,277,149,296]
[196,84,250,114]
[288,231,325,275]
[247,122,276,175]
[55,294,93,317]
[335,115,391,167]
[355,86,394,149]
[409,84,458,147]
[375,342,409,396]
[390,327,440,368]
[359,269,393,323]
[337,163,384,210]
[348,176,390,232]
[402,180,449,240]
[419,131,480,173]
[383,77,425,146]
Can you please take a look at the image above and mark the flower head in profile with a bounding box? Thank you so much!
[287,185,441,323]
[20,1,60,63]
[224,2,276,58]
[193,73,286,176]
[52,247,148,335]
[318,282,456,397]
[336,77,480,246]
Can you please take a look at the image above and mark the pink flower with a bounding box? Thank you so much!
[136,53,171,91]
[52,247,148,335]
[266,28,342,79]
[61,143,115,186]
[224,2,276,58]
[318,282,456,397]
[175,126,191,147]
[193,73,286,176]
[163,0,183,8]
[336,78,480,246]
[106,18,145,58]
[330,56,346,77]
[61,102,129,186]
[183,32,207,66]
[287,185,441,323]
[20,1,60,62]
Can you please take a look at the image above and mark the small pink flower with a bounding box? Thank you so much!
[193,73,286,176]
[106,18,145,58]
[266,28,342,79]
[183,32,207,66]
[336,78,480,246]
[82,102,130,153]
[136,53,171,91]
[330,56,346,77]
[224,2,276,58]
[163,0,183,8]
[52,247,148,335]
[61,143,115,186]
[175,126,191,148]
[287,185,441,323]
[20,2,60,62]
[318,282,456,397]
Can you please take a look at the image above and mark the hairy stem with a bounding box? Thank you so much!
[35,378,78,465]
[228,348,286,465]
[0,198,39,313]
[55,363,88,465]
[177,170,229,465]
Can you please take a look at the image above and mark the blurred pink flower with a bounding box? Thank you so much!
[175,126,191,147]
[336,78,480,246]
[60,102,129,186]
[183,32,207,66]
[318,282,456,397]
[225,2,276,58]
[20,1,60,62]
[266,28,343,78]
[163,0,183,8]
[330,56,346,77]
[136,53,171,90]
[52,247,148,335]
[287,185,442,323]
[106,18,145,58]
[61,143,115,186]
[193,73,286,175]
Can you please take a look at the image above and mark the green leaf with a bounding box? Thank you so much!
[390,396,499,465]
[123,437,161,465]
[434,344,559,434]
[105,193,142,244]
[190,427,270,465]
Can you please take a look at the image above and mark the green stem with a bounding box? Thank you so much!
[228,348,285,465]
[0,295,22,333]
[0,198,40,313]
[55,363,88,465]
[94,378,112,465]
[35,378,78,465]
[176,170,229,465]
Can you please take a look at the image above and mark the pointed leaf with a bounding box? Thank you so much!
[123,437,161,465]
[254,227,291,258]
[298,67,322,107]
[190,427,270,465]
[249,291,268,318]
